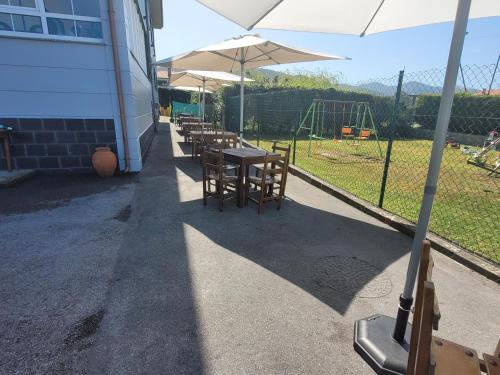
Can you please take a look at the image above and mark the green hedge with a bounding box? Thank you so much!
[223,87,394,138]
[415,94,500,135]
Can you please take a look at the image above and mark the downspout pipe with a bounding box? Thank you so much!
[108,0,130,172]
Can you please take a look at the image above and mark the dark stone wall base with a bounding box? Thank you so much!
[0,118,117,173]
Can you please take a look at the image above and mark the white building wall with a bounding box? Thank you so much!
[121,0,154,172]
[0,0,128,170]
[0,0,159,172]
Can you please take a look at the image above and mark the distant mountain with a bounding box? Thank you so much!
[355,81,443,96]
[251,68,284,79]
[356,82,396,96]
[250,68,475,96]
[402,81,442,95]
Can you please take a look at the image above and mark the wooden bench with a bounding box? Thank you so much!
[407,241,499,375]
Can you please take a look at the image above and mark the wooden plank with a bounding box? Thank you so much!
[483,353,500,375]
[407,241,432,375]
[414,281,436,374]
[432,336,481,375]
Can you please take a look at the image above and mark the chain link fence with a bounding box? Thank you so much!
[224,63,500,263]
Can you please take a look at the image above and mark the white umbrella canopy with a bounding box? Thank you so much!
[196,0,500,34]
[169,70,252,86]
[169,70,253,119]
[155,34,349,146]
[166,86,214,94]
[168,70,252,91]
[156,35,348,71]
[158,69,252,119]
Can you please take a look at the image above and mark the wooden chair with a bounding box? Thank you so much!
[202,147,238,212]
[206,130,239,175]
[246,151,289,214]
[407,240,499,375]
[254,141,291,179]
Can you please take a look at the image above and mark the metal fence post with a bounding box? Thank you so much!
[257,120,260,147]
[378,70,405,208]
[292,110,301,165]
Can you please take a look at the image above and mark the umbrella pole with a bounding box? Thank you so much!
[393,0,471,342]
[354,0,471,373]
[239,47,245,148]
[202,78,206,128]
[198,87,201,117]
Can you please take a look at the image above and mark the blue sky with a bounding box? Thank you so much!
[154,0,500,83]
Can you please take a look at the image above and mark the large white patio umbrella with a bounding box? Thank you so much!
[155,35,348,146]
[168,70,252,120]
[165,85,214,94]
[194,0,500,374]
[166,85,214,117]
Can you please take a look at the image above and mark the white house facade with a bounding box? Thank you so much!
[0,0,163,172]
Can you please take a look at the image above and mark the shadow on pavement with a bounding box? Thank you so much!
[87,122,205,374]
[90,121,409,373]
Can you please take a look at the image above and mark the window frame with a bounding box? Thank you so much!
[0,0,104,43]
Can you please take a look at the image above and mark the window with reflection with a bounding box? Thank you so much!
[0,0,103,39]
[0,0,36,7]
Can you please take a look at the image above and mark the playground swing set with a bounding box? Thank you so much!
[464,129,500,176]
[295,99,384,159]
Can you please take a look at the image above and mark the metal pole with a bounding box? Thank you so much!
[257,120,260,147]
[239,47,245,148]
[308,102,316,157]
[460,64,467,92]
[293,110,301,165]
[379,70,405,208]
[198,87,201,117]
[202,78,206,123]
[393,0,472,342]
[487,54,500,95]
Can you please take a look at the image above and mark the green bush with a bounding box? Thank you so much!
[415,94,500,135]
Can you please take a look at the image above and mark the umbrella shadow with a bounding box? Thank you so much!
[176,141,192,156]
[167,123,410,315]
[179,195,409,315]
[89,122,411,374]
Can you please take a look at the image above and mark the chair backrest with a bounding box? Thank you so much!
[271,141,291,166]
[261,154,287,179]
[224,134,237,149]
[342,127,353,135]
[407,240,441,375]
[202,147,223,180]
[272,141,291,157]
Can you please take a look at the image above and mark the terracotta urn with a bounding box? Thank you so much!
[92,147,117,177]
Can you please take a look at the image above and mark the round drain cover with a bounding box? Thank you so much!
[312,256,392,298]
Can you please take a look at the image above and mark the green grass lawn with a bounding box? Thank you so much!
[252,137,499,263]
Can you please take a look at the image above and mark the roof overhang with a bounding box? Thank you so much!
[149,0,164,29]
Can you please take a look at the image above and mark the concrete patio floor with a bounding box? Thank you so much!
[1,121,498,374]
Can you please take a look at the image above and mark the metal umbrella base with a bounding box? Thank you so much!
[353,314,411,375]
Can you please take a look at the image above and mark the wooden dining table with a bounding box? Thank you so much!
[190,131,237,158]
[182,123,215,142]
[223,148,278,208]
